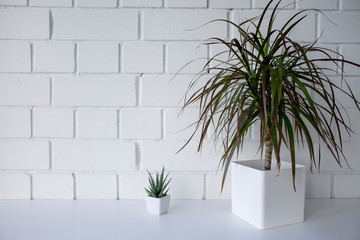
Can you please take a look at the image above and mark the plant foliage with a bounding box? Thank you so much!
[181,0,360,190]
[145,167,172,198]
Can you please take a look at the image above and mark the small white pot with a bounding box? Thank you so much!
[145,195,171,215]
[231,160,306,229]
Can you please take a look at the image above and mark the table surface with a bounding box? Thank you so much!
[0,199,359,240]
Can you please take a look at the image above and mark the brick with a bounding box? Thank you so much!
[0,174,30,199]
[121,108,161,139]
[142,140,229,171]
[320,12,360,43]
[167,0,206,8]
[0,75,50,106]
[0,8,49,39]
[297,0,337,9]
[342,45,360,76]
[79,42,119,73]
[144,9,227,40]
[206,173,231,199]
[122,43,163,73]
[122,0,162,7]
[0,141,49,170]
[0,108,31,138]
[119,174,147,199]
[53,140,135,171]
[77,0,117,7]
[0,0,26,6]
[142,75,191,107]
[77,108,117,139]
[168,42,207,74]
[33,108,74,138]
[342,0,360,10]
[53,9,138,40]
[305,173,331,198]
[0,42,30,72]
[211,0,250,8]
[34,42,75,73]
[170,174,204,199]
[165,107,200,140]
[31,0,72,7]
[53,75,136,106]
[33,174,73,199]
[76,174,117,199]
[334,174,360,198]
[254,0,295,8]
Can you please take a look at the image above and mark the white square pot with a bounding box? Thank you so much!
[231,160,306,229]
[146,195,171,215]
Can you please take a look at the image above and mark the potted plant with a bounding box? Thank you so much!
[145,167,172,215]
[180,0,360,229]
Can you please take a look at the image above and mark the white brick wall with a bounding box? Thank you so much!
[33,108,74,138]
[0,108,31,138]
[122,43,164,73]
[31,0,72,7]
[53,9,138,40]
[79,42,119,73]
[34,42,75,73]
[0,0,359,200]
[0,75,50,106]
[33,174,74,199]
[0,8,49,39]
[0,174,30,199]
[76,174,117,199]
[0,42,31,72]
[53,76,136,106]
[77,0,117,8]
[52,140,135,171]
[77,108,118,139]
[121,108,162,139]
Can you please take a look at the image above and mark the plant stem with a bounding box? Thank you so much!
[264,130,273,170]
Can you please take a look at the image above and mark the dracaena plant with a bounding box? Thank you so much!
[145,167,172,198]
[181,0,360,189]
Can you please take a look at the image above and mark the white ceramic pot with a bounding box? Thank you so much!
[146,195,171,215]
[231,160,306,229]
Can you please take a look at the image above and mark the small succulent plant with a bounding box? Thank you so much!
[145,167,172,198]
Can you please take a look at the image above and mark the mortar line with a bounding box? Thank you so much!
[119,43,124,73]
[74,42,79,76]
[117,109,121,139]
[315,12,321,41]
[30,107,34,138]
[73,109,77,138]
[138,10,144,40]
[73,173,77,200]
[30,174,34,200]
[30,42,34,73]
[135,141,141,171]
[49,10,54,40]
[136,75,142,107]
[116,173,120,200]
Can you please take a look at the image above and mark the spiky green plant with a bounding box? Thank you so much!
[145,167,172,198]
[181,0,360,190]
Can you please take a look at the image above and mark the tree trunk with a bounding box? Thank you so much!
[264,131,273,170]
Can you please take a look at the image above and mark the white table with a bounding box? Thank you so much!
[0,199,359,240]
